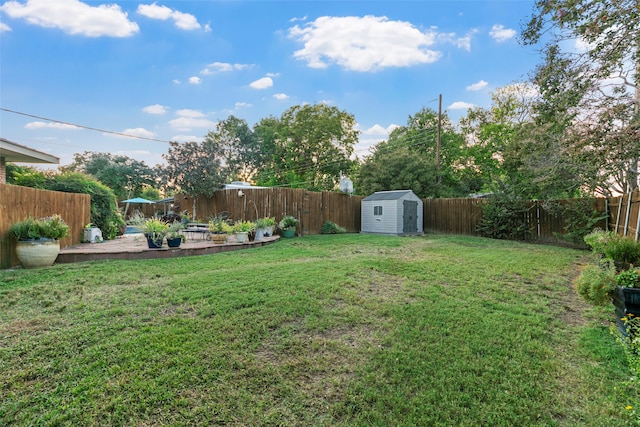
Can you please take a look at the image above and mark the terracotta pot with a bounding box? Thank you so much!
[15,240,60,268]
[211,233,227,244]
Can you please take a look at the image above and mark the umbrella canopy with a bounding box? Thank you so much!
[121,197,155,204]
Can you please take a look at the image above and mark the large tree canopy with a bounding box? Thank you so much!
[253,104,359,191]
[204,116,260,183]
[62,151,157,201]
[357,108,477,198]
[522,0,640,195]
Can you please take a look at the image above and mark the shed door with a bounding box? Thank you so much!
[403,200,418,233]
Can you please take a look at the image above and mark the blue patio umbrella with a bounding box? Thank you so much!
[121,197,155,217]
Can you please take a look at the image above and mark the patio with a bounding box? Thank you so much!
[56,232,280,264]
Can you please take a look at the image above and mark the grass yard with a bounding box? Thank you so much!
[1,234,638,426]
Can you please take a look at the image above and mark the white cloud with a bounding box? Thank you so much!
[288,15,474,72]
[0,0,139,37]
[25,121,80,130]
[235,102,252,108]
[176,109,206,118]
[290,15,307,23]
[188,76,201,85]
[137,3,201,30]
[363,124,399,136]
[204,22,211,32]
[448,101,476,110]
[172,79,181,84]
[0,22,12,32]
[466,80,488,91]
[142,104,168,115]
[489,24,516,42]
[200,62,251,75]
[169,109,215,132]
[273,93,289,100]
[110,128,155,139]
[250,77,273,89]
[171,135,202,143]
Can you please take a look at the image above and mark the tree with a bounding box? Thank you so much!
[522,0,640,195]
[204,116,260,182]
[63,151,157,200]
[253,104,359,191]
[357,107,473,198]
[161,140,226,220]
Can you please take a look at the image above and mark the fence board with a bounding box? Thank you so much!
[0,183,91,268]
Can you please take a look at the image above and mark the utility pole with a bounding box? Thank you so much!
[437,93,442,185]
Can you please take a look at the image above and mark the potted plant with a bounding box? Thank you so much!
[141,218,168,248]
[233,220,256,243]
[165,221,186,248]
[9,214,70,268]
[278,215,298,238]
[255,217,276,241]
[208,217,232,244]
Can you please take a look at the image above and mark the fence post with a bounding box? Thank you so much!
[624,193,633,236]
[616,197,623,233]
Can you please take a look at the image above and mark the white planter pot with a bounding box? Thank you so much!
[15,240,60,268]
[235,231,248,243]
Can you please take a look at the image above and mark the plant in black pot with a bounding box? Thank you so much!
[141,218,168,248]
[165,221,186,248]
[9,214,70,268]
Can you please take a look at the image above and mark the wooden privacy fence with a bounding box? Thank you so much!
[0,183,91,269]
[608,190,640,240]
[424,197,608,241]
[171,188,363,235]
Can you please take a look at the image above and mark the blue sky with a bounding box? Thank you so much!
[0,0,541,168]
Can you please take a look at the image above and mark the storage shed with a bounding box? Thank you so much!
[361,190,423,235]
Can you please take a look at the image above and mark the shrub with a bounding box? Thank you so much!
[574,260,617,305]
[583,229,616,255]
[603,236,640,265]
[544,199,607,247]
[320,221,346,234]
[477,193,531,240]
[47,172,124,240]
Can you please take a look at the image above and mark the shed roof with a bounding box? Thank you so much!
[0,138,59,164]
[362,190,414,201]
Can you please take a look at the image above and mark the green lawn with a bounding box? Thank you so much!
[1,234,637,426]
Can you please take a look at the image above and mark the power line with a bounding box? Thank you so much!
[0,107,172,143]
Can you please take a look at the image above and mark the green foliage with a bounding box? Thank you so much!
[603,236,640,265]
[47,172,124,240]
[613,315,640,419]
[208,217,232,234]
[615,268,640,289]
[584,229,617,255]
[253,104,359,191]
[320,220,346,234]
[255,217,276,228]
[161,140,226,199]
[141,218,169,245]
[477,192,531,240]
[357,107,475,198]
[62,151,157,200]
[543,199,607,247]
[574,260,617,306]
[233,220,256,233]
[278,215,298,230]
[10,215,70,240]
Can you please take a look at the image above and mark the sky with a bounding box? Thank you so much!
[0,0,543,169]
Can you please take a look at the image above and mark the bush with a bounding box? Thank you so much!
[477,193,531,240]
[583,229,616,255]
[47,172,124,239]
[574,260,617,305]
[320,221,346,234]
[615,268,640,288]
[603,236,640,265]
[544,199,607,247]
[10,215,70,240]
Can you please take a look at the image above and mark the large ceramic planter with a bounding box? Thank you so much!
[15,239,60,268]
[282,228,296,238]
[211,233,227,244]
[612,286,640,336]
